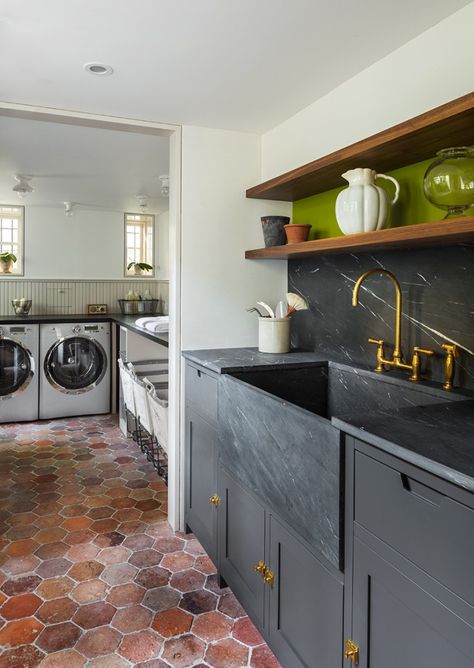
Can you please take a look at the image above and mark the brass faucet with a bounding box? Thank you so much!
[352,268,434,379]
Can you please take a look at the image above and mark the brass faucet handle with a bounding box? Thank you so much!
[409,347,435,382]
[368,338,385,373]
[413,347,435,357]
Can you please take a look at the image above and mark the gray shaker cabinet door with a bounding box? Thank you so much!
[351,537,473,668]
[185,408,218,564]
[268,515,343,668]
[218,466,266,631]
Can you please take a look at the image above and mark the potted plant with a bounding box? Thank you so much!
[127,261,153,276]
[0,252,17,274]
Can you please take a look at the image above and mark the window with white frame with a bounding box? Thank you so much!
[124,213,154,276]
[0,205,24,275]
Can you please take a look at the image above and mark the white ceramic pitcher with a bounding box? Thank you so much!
[335,168,400,235]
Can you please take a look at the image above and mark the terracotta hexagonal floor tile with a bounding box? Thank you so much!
[97,545,131,565]
[66,543,100,562]
[0,645,45,667]
[34,541,68,560]
[1,575,41,597]
[106,583,145,607]
[61,516,92,531]
[250,644,282,668]
[183,538,206,556]
[72,601,116,629]
[151,607,193,638]
[160,551,195,573]
[180,589,217,615]
[113,508,142,523]
[122,533,154,551]
[91,518,120,534]
[112,604,153,633]
[129,549,162,569]
[36,621,82,652]
[93,531,125,548]
[2,554,40,576]
[36,557,71,578]
[233,616,265,646]
[153,536,184,554]
[87,506,115,520]
[35,527,66,544]
[218,592,246,619]
[76,626,122,658]
[161,633,206,668]
[71,579,109,604]
[36,576,75,600]
[170,568,206,593]
[4,539,39,557]
[69,560,105,582]
[39,649,85,668]
[134,566,171,590]
[61,504,89,518]
[87,655,129,668]
[192,610,233,642]
[118,629,162,663]
[142,586,180,613]
[65,529,96,546]
[102,562,138,586]
[0,593,42,620]
[0,617,44,646]
[194,554,217,575]
[205,637,250,668]
[36,596,79,624]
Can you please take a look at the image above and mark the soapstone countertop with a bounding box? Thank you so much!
[183,347,474,493]
[0,313,168,347]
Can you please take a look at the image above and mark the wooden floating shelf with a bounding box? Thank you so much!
[245,217,474,260]
[246,93,474,201]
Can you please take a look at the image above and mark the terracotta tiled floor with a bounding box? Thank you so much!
[0,415,281,668]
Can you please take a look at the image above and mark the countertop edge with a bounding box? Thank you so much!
[332,417,474,493]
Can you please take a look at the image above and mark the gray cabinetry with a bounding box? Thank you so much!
[347,439,474,668]
[184,363,219,564]
[219,464,344,666]
[268,514,343,668]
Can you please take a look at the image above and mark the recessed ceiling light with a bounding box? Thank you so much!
[84,62,114,76]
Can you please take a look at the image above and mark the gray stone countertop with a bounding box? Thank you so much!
[183,347,474,492]
[182,347,328,373]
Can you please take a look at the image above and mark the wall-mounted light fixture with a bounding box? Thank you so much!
[13,175,34,199]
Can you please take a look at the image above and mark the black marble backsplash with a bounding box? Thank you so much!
[288,244,474,390]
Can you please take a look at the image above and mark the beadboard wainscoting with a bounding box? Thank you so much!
[0,279,169,316]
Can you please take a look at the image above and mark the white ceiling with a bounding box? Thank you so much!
[0,116,170,212]
[0,0,469,133]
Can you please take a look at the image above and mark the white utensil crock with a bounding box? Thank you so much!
[335,168,400,234]
[258,317,290,354]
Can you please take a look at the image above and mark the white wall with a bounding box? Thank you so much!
[23,205,168,280]
[181,125,288,350]
[261,3,474,179]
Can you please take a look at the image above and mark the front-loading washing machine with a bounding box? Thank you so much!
[40,322,110,419]
[0,323,39,423]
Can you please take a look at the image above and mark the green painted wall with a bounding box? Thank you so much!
[292,158,473,239]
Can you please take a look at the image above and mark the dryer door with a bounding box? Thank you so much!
[0,338,34,399]
[44,336,107,394]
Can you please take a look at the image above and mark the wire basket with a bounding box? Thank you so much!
[118,299,160,315]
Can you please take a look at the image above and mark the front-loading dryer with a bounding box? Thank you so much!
[40,322,110,419]
[0,323,39,423]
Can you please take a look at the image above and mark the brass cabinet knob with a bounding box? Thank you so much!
[344,639,360,665]
[263,568,274,587]
[254,560,266,575]
[209,494,220,507]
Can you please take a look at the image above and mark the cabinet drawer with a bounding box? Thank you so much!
[185,363,217,424]
[354,450,474,605]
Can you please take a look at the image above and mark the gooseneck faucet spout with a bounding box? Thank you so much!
[352,269,403,362]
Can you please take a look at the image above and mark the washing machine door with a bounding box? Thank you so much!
[0,337,34,399]
[44,336,107,394]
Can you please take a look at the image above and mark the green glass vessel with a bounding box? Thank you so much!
[423,147,474,218]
